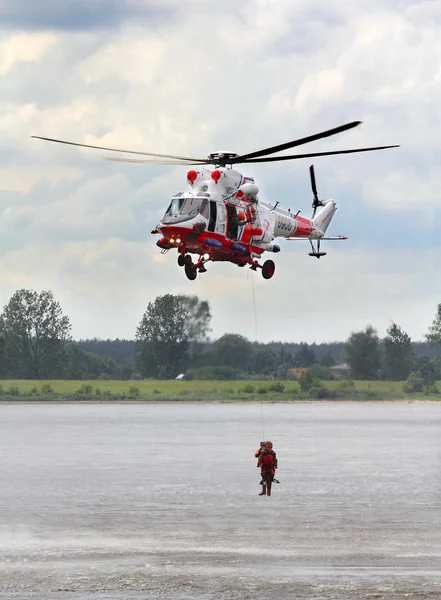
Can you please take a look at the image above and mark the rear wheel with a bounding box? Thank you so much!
[262,260,275,280]
[184,262,197,280]
[177,254,186,267]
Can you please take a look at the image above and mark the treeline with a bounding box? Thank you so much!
[75,338,441,368]
[1,289,441,385]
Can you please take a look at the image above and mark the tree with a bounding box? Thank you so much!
[318,349,336,367]
[294,343,316,367]
[412,356,437,386]
[344,325,381,380]
[212,334,254,372]
[250,344,278,376]
[0,289,71,378]
[383,322,414,380]
[425,303,441,347]
[135,294,211,378]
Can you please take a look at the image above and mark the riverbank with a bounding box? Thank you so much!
[0,379,439,402]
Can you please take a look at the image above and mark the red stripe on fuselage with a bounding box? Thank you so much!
[292,215,313,237]
[158,226,265,261]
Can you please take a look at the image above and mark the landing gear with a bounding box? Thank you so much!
[262,260,275,280]
[182,254,209,280]
[308,239,327,259]
[184,261,197,280]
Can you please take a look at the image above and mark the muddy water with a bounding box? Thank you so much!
[1,401,440,599]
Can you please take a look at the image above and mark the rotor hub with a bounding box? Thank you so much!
[208,151,239,164]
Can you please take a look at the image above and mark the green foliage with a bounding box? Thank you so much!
[294,343,316,367]
[413,356,437,386]
[75,383,94,395]
[318,349,336,367]
[77,338,134,365]
[242,384,255,393]
[257,385,268,394]
[344,325,381,380]
[128,385,140,396]
[68,345,122,380]
[307,364,333,381]
[299,370,321,391]
[404,372,424,393]
[383,322,414,380]
[153,388,162,394]
[424,383,439,395]
[0,289,71,379]
[95,387,101,396]
[8,385,20,396]
[268,382,285,393]
[212,334,254,371]
[425,303,441,347]
[250,344,278,375]
[40,383,54,394]
[308,385,336,399]
[135,294,211,379]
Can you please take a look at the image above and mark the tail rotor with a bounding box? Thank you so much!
[310,164,321,218]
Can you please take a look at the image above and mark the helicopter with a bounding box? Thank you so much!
[32,121,398,280]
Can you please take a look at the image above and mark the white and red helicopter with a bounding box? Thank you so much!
[32,121,398,280]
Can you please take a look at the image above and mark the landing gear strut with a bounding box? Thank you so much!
[308,239,327,259]
[182,254,210,280]
[249,259,276,279]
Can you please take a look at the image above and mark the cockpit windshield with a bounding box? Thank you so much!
[162,194,208,223]
[166,196,200,218]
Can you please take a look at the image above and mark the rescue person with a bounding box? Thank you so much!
[257,441,278,496]
[255,441,266,494]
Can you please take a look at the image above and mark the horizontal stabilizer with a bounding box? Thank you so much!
[286,236,347,241]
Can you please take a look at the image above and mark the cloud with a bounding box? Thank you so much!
[0,0,440,344]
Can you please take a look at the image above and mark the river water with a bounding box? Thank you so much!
[0,401,440,599]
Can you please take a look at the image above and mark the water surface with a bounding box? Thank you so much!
[1,401,440,599]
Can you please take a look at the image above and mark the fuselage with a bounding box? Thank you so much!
[154,166,337,264]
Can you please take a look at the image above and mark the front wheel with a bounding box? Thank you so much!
[177,254,186,267]
[262,260,275,280]
[184,262,197,281]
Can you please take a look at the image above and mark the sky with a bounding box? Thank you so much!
[0,0,440,344]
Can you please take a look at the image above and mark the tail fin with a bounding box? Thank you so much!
[312,200,337,234]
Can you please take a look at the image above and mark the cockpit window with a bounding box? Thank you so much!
[166,196,200,218]
[162,195,208,224]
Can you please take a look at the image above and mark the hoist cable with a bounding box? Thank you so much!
[250,269,264,440]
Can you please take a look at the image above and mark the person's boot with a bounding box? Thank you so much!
[259,486,266,496]
[267,487,271,496]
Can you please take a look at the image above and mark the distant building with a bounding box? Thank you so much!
[329,363,351,380]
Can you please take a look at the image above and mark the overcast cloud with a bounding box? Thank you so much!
[0,0,440,343]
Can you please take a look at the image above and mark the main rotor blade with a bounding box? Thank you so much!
[310,165,318,199]
[103,157,209,165]
[233,121,362,162]
[239,145,400,163]
[31,136,207,162]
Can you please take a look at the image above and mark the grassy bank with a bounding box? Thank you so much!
[0,379,440,402]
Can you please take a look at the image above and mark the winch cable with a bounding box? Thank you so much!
[249,268,264,439]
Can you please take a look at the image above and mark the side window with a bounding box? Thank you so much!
[208,201,217,232]
[216,202,226,234]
